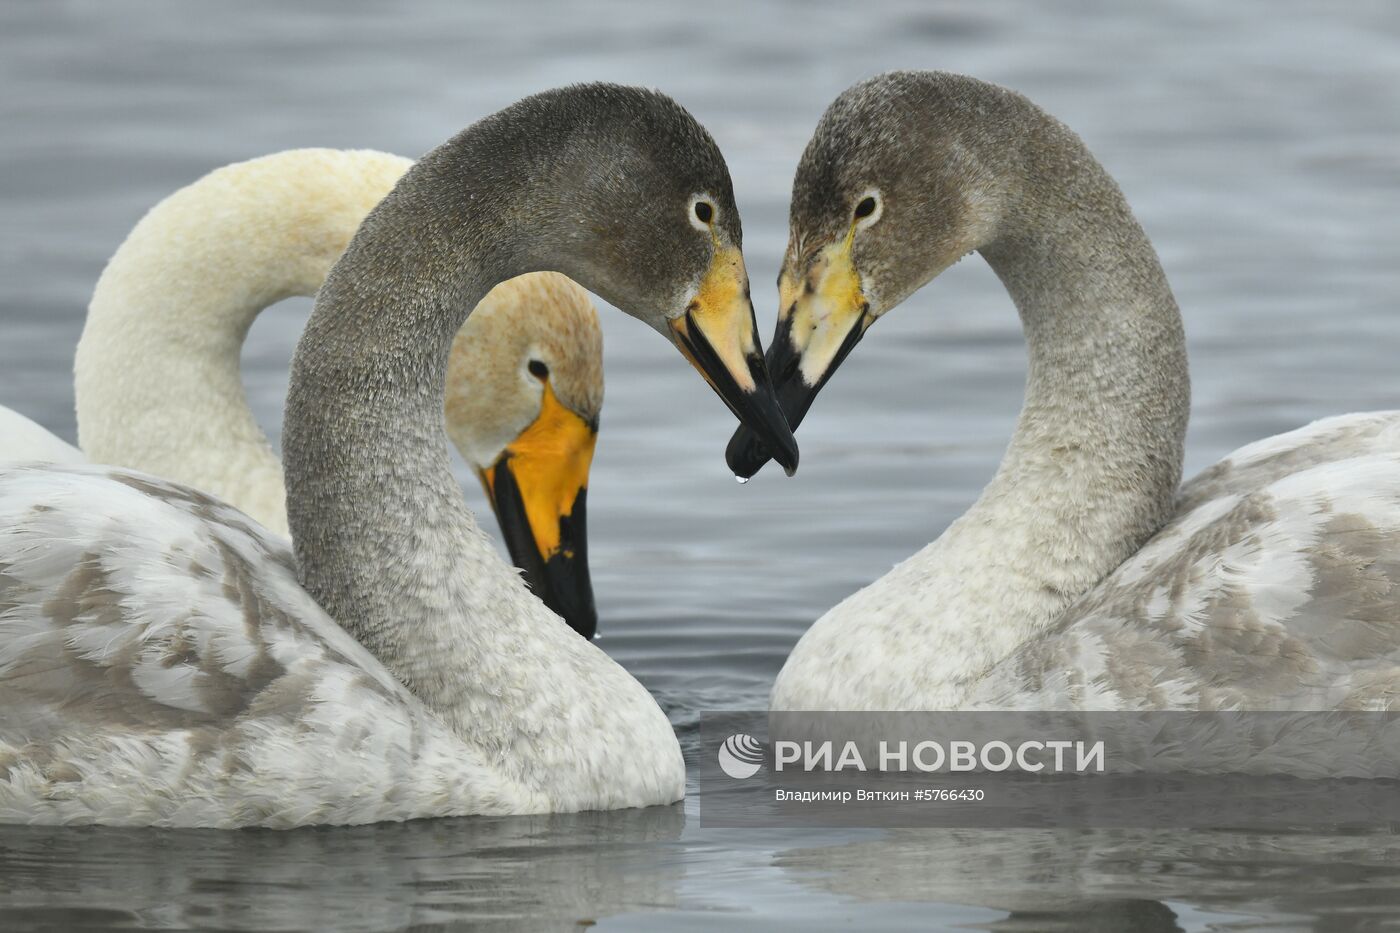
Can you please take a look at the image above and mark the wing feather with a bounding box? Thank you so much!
[975,413,1400,710]
[0,463,515,827]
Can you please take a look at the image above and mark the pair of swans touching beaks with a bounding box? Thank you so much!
[2,72,1399,828]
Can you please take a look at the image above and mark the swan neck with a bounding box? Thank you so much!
[281,143,561,734]
[939,147,1190,691]
[74,150,412,536]
[979,149,1189,532]
[774,94,1192,712]
[281,131,686,810]
[75,201,300,534]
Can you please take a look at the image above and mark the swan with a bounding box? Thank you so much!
[726,71,1400,711]
[2,149,605,637]
[0,83,798,827]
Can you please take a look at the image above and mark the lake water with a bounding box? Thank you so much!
[4,1,1400,929]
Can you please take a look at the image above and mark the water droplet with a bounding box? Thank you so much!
[734,475,750,485]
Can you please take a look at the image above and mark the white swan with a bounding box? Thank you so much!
[75,149,415,532]
[2,149,605,636]
[725,71,1400,712]
[0,83,798,827]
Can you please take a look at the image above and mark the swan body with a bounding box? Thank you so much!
[0,84,791,826]
[964,413,1400,710]
[779,412,1400,711]
[751,72,1400,712]
[0,464,533,827]
[0,461,673,828]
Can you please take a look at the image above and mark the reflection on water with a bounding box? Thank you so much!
[0,808,686,933]
[4,0,1400,929]
[776,829,1400,931]
[6,810,1400,931]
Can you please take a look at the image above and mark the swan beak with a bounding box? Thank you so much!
[669,246,800,476]
[725,240,872,478]
[478,382,599,639]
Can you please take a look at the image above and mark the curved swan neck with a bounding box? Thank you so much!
[282,132,588,738]
[910,118,1189,700]
[772,77,1191,712]
[74,150,412,536]
[978,120,1189,537]
[281,90,721,805]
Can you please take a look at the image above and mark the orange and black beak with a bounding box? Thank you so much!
[725,236,872,479]
[668,247,800,476]
[478,382,599,639]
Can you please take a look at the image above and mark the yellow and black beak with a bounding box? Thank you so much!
[668,247,800,476]
[725,236,872,479]
[478,382,599,639]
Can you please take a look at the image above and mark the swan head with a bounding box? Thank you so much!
[446,272,604,640]
[469,84,798,475]
[726,71,1012,477]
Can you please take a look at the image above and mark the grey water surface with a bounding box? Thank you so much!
[4,1,1400,929]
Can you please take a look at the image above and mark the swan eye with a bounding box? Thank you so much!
[854,196,877,220]
[694,201,714,224]
[528,360,549,380]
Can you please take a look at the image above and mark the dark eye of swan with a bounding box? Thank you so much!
[854,196,877,219]
[528,360,549,380]
[694,201,714,224]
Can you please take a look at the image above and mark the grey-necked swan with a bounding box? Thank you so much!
[729,72,1400,712]
[0,84,797,827]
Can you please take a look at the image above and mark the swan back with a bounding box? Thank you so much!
[0,407,84,464]
[966,412,1400,711]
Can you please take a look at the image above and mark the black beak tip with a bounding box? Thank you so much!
[538,554,598,641]
[674,314,800,478]
[777,443,799,477]
[752,403,799,477]
[742,360,800,478]
[767,421,799,476]
[725,426,773,479]
[568,602,599,642]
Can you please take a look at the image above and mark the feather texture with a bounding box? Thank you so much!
[0,464,539,827]
[970,413,1400,710]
